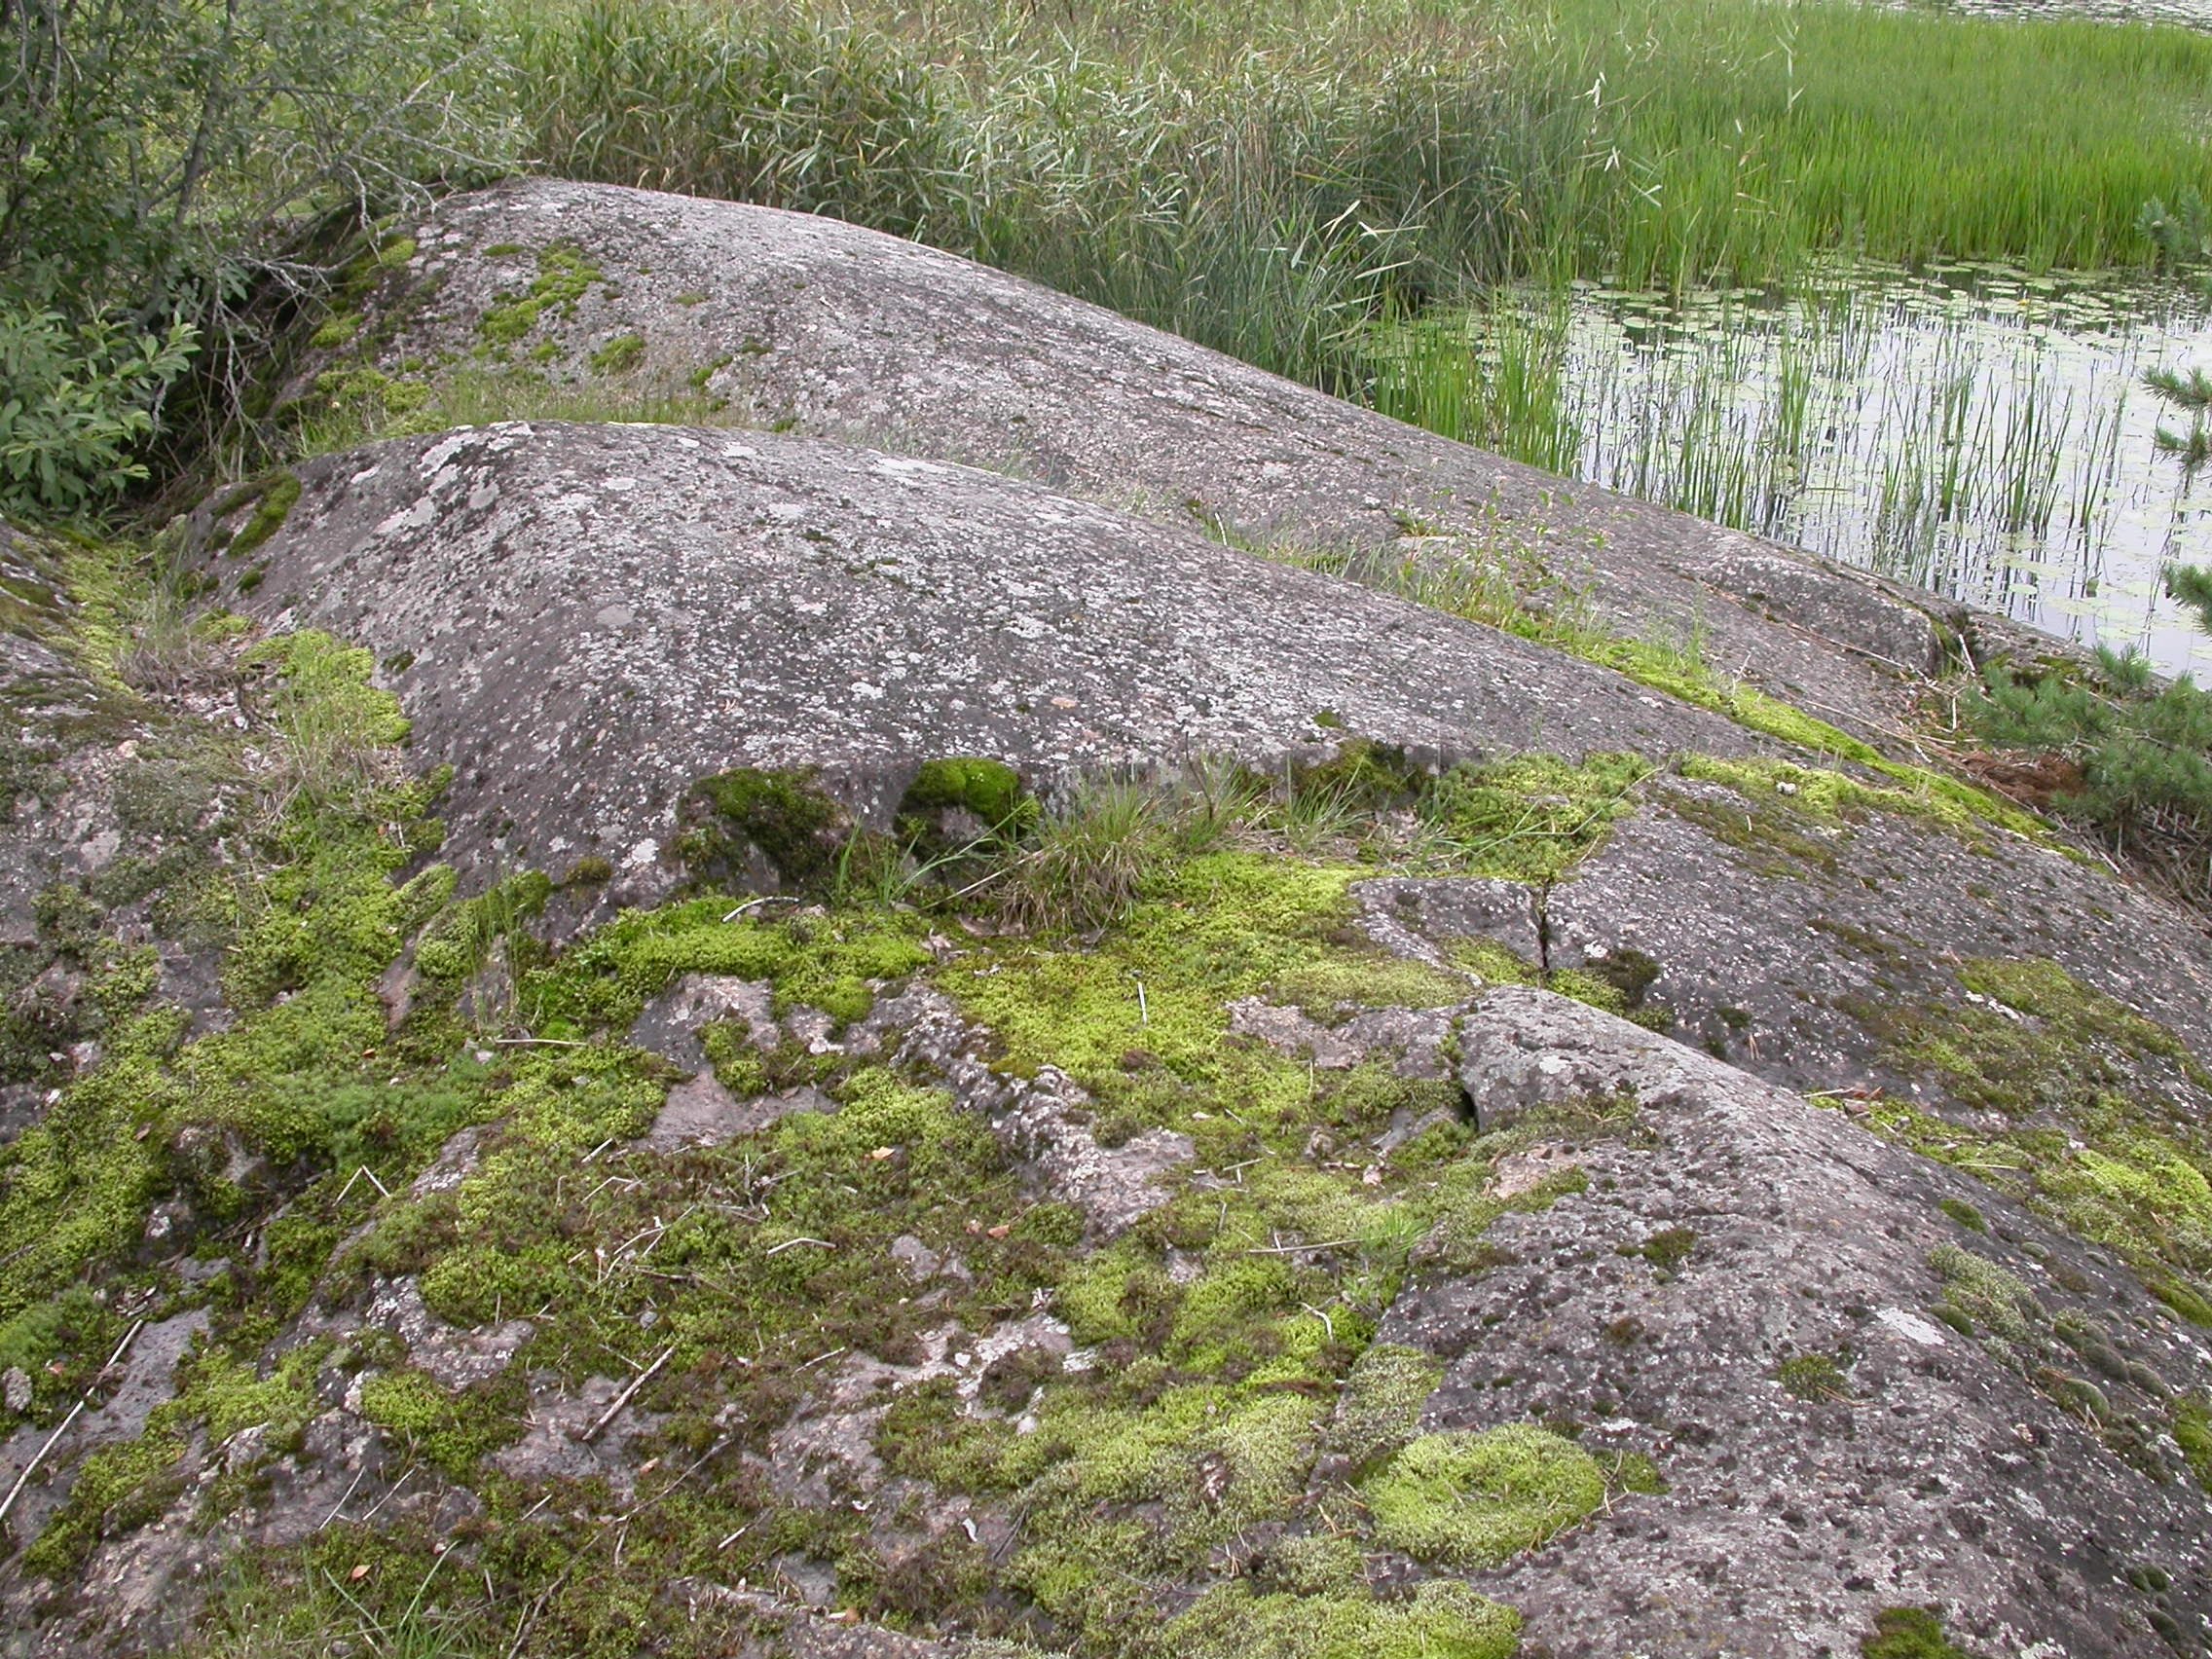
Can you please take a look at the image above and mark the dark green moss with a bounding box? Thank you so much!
[1775,1351,1852,1401]
[1637,1226,1697,1278]
[223,473,303,560]
[678,766,847,893]
[876,1379,1023,1491]
[2175,1395,2212,1491]
[1938,1198,1987,1233]
[898,756,1031,835]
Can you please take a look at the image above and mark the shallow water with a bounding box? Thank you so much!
[1444,265,2212,679]
[1919,0,2212,23]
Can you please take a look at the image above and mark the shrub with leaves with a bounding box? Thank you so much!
[0,309,198,518]
[0,0,511,519]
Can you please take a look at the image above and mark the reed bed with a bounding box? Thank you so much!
[501,0,2212,306]
[500,0,1595,384]
[469,0,2212,668]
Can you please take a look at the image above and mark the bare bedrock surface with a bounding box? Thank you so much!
[346,179,1988,746]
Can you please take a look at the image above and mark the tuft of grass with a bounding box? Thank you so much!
[1861,1605,1985,1659]
[999,779,1173,933]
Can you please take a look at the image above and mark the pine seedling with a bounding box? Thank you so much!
[2146,368,2212,468]
[2167,563,2212,636]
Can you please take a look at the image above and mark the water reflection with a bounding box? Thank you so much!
[1907,0,2212,25]
[1451,264,2212,678]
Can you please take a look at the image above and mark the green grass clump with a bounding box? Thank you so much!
[1862,1605,1985,1659]
[504,0,2212,358]
[1361,1422,1605,1567]
[1546,0,2212,285]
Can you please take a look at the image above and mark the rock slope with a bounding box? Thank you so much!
[0,183,2205,1659]
[334,179,1976,744]
[184,421,1759,902]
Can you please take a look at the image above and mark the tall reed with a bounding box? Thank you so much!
[503,0,2212,308]
[1541,0,2212,285]
[499,0,1595,381]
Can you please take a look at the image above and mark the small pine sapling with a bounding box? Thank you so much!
[1968,560,2212,891]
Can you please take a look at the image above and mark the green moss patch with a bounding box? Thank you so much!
[1361,1422,1605,1567]
[1862,1605,1985,1659]
[2175,1395,2212,1492]
[1775,1351,1854,1402]
[675,765,855,893]
[1860,956,2212,1327]
[478,242,606,348]
[1659,756,2007,881]
[356,1367,526,1480]
[1331,1343,1443,1471]
[21,1431,189,1577]
[205,471,302,560]
[1422,752,1650,883]
[588,332,646,375]
[1166,1579,1520,1659]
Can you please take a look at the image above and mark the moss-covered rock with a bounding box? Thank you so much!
[1360,1423,1605,1568]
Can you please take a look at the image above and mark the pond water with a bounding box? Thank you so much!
[1428,265,2212,679]
[1927,0,2212,23]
